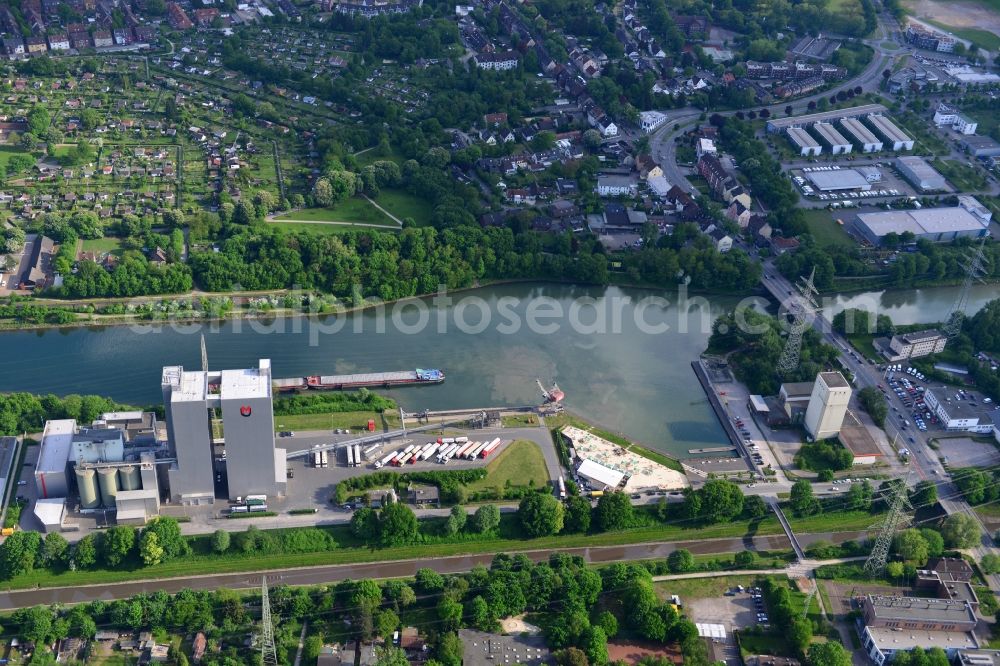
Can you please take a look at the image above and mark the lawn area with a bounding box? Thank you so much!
[847,334,880,359]
[0,146,34,171]
[374,187,435,226]
[273,197,398,226]
[801,209,855,249]
[274,410,400,432]
[786,509,883,533]
[934,159,988,192]
[269,221,398,236]
[354,146,407,167]
[501,413,541,427]
[465,440,550,494]
[80,237,125,254]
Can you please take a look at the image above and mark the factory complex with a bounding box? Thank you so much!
[851,204,990,246]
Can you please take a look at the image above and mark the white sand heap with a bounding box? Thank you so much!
[561,425,688,491]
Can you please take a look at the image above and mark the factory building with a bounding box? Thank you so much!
[33,418,165,529]
[804,371,852,440]
[958,195,992,224]
[811,122,852,154]
[805,169,872,191]
[162,358,286,504]
[839,117,883,153]
[786,126,822,156]
[852,207,989,245]
[896,156,947,191]
[34,419,76,500]
[866,114,914,151]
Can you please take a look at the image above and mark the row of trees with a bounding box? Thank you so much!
[0,517,188,580]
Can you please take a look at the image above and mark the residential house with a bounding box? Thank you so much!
[474,50,519,71]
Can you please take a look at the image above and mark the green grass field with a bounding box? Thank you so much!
[354,146,407,167]
[801,209,855,249]
[786,509,883,533]
[466,440,549,494]
[269,221,395,236]
[374,188,434,225]
[847,334,880,359]
[0,146,34,171]
[80,237,125,254]
[934,159,988,192]
[273,197,398,226]
[273,410,400,431]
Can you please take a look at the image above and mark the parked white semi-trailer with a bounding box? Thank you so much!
[454,441,474,458]
[480,438,502,458]
[420,443,440,461]
[312,450,322,468]
[346,445,355,467]
[376,450,399,469]
[363,444,380,461]
[353,444,363,467]
[391,444,415,466]
[439,444,460,463]
[407,445,428,465]
[320,450,329,468]
[467,441,489,459]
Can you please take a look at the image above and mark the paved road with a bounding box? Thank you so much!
[759,262,1000,590]
[647,9,900,197]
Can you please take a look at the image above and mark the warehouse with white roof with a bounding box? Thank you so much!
[787,126,822,156]
[812,122,853,154]
[867,114,914,151]
[852,207,989,245]
[896,156,947,191]
[806,169,873,191]
[576,458,627,490]
[840,117,883,152]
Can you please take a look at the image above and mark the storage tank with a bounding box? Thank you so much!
[97,467,119,507]
[118,465,141,491]
[76,468,100,509]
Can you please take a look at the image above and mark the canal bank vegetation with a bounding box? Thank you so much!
[272,390,400,432]
[707,309,839,395]
[0,552,766,666]
[0,494,794,591]
[0,391,136,436]
[776,235,1000,294]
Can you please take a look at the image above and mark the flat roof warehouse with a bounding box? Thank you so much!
[765,103,887,131]
[806,169,872,191]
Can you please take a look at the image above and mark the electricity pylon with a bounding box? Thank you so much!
[863,479,912,577]
[943,236,987,338]
[776,268,820,376]
[261,576,278,666]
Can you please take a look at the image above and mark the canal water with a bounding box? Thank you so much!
[0,282,995,459]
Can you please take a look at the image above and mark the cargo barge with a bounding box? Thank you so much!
[273,368,444,392]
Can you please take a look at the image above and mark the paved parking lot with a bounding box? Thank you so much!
[934,436,1000,469]
[687,589,765,631]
